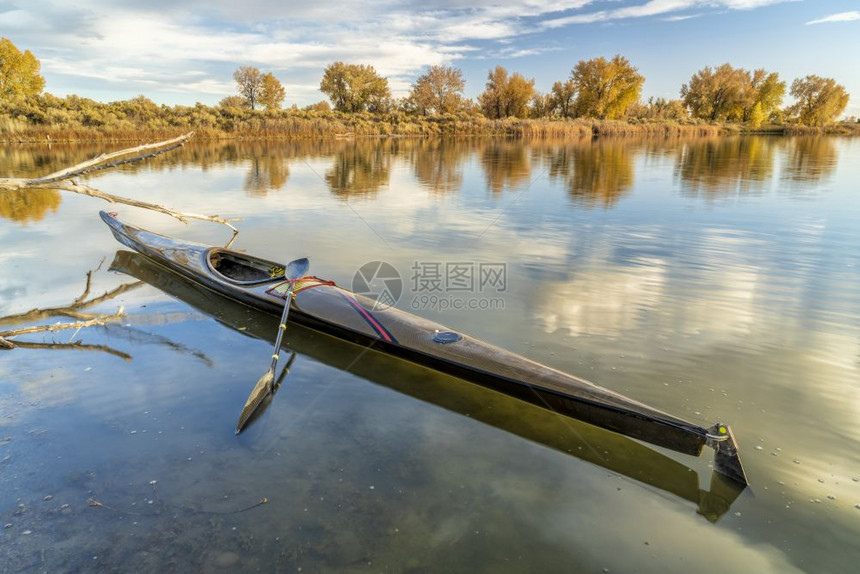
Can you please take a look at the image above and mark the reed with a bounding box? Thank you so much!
[593,120,726,137]
[6,100,848,142]
[782,123,860,136]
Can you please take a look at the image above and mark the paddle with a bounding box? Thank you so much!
[235,257,309,434]
[234,351,297,433]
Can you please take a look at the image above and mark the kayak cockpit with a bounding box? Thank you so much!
[208,249,284,285]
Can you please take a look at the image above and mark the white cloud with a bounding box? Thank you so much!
[806,11,860,25]
[544,0,795,27]
[664,13,701,21]
[719,0,794,8]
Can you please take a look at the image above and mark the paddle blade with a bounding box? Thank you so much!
[236,369,274,434]
[284,257,310,281]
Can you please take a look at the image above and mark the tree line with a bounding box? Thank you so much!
[229,56,850,127]
[0,36,853,130]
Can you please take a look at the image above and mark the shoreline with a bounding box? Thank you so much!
[1,115,858,143]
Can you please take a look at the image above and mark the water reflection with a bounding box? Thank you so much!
[545,139,638,207]
[782,137,838,185]
[0,188,62,223]
[1,136,845,204]
[675,137,777,197]
[406,139,467,194]
[480,140,532,193]
[534,256,666,337]
[242,143,290,196]
[0,143,135,179]
[325,141,392,198]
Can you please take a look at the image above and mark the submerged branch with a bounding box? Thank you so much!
[0,278,142,327]
[0,310,125,340]
[4,340,132,361]
[74,270,95,306]
[104,323,214,367]
[0,260,132,356]
[0,260,214,361]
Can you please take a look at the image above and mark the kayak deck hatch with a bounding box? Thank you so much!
[209,250,284,284]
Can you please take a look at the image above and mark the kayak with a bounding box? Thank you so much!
[110,248,746,520]
[100,210,748,485]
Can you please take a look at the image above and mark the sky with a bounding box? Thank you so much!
[1,0,859,116]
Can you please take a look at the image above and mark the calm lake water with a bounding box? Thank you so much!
[1,135,858,573]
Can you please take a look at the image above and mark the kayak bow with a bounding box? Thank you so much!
[100,211,748,486]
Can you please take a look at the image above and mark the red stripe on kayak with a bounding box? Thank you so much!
[339,292,397,344]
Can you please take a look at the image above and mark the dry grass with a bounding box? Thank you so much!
[782,122,860,136]
[9,98,852,142]
[594,120,726,137]
[0,116,740,143]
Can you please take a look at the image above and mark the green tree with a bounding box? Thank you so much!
[0,37,45,101]
[571,55,644,120]
[233,66,263,110]
[788,75,849,126]
[409,65,465,115]
[260,72,286,110]
[477,66,535,119]
[319,62,391,113]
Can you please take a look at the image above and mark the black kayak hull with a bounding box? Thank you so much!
[100,210,748,485]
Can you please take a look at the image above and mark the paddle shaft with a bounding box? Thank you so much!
[269,283,296,373]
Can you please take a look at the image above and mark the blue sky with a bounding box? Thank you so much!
[2,0,858,116]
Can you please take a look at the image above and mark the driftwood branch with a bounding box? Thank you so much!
[0,132,241,233]
[32,133,194,185]
[45,181,240,232]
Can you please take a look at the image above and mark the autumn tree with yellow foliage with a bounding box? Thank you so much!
[260,72,286,110]
[0,37,45,102]
[788,75,849,127]
[571,55,644,120]
[409,65,465,115]
[681,64,785,126]
[233,66,264,110]
[320,62,391,113]
[478,66,535,119]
